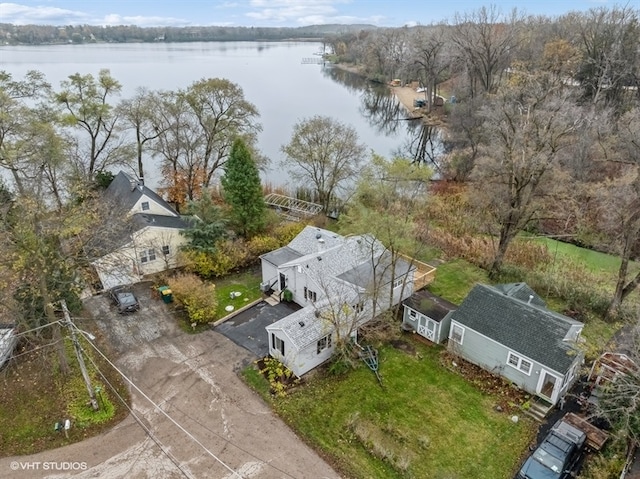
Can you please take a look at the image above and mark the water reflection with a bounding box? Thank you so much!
[323,65,445,172]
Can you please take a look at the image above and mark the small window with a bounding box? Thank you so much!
[272,333,285,356]
[141,201,150,211]
[507,352,532,375]
[140,248,156,263]
[162,245,170,256]
[393,277,403,288]
[304,287,317,302]
[450,324,464,344]
[352,302,364,313]
[409,309,417,318]
[317,334,332,354]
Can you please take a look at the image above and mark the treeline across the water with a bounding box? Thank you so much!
[0,23,377,45]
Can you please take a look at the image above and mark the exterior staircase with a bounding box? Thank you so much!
[525,398,554,422]
[264,291,281,306]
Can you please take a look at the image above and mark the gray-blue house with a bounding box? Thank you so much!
[447,283,584,405]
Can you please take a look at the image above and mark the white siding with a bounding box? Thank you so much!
[131,194,177,217]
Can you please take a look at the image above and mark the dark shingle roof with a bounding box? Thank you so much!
[403,289,457,322]
[104,171,178,216]
[450,284,582,373]
[131,213,188,230]
[260,246,304,267]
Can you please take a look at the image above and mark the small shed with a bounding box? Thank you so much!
[402,290,456,344]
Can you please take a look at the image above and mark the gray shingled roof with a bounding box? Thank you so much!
[260,246,303,267]
[132,213,189,230]
[337,251,413,289]
[104,171,179,216]
[493,283,546,308]
[450,284,582,373]
[403,289,457,322]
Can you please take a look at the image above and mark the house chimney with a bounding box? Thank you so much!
[528,295,534,304]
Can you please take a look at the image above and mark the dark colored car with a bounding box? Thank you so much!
[109,286,140,314]
[517,419,586,479]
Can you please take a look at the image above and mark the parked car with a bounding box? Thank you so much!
[109,286,140,313]
[517,418,586,479]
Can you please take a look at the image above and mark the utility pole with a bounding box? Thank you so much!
[61,300,99,411]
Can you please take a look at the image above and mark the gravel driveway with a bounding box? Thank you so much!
[0,283,339,479]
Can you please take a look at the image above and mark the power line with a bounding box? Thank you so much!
[9,319,64,339]
[80,342,194,479]
[73,324,244,479]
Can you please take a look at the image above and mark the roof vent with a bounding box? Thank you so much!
[316,233,322,239]
[528,295,534,304]
[298,321,305,327]
[317,256,322,261]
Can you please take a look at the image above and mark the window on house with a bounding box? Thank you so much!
[352,302,364,313]
[141,201,150,211]
[450,324,464,344]
[304,287,317,302]
[506,352,532,375]
[317,334,332,354]
[140,248,156,263]
[271,333,285,356]
[393,277,403,288]
[409,309,417,318]
[162,245,170,256]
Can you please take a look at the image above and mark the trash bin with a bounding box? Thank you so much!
[157,286,173,303]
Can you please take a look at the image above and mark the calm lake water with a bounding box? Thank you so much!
[0,41,421,189]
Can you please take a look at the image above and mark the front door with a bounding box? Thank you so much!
[417,316,436,342]
[537,370,560,403]
[279,272,286,290]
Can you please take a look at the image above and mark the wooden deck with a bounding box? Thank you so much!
[400,254,437,290]
[563,412,609,451]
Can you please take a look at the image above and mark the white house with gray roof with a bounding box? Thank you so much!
[90,171,189,290]
[447,283,584,405]
[262,226,415,377]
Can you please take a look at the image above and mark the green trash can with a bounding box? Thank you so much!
[158,286,173,304]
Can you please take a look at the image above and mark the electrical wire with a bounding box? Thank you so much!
[73,324,244,479]
[9,319,64,338]
[79,343,194,479]
[6,338,65,360]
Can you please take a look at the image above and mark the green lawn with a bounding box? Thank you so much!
[267,342,536,479]
[427,259,489,304]
[529,236,638,276]
[213,268,262,320]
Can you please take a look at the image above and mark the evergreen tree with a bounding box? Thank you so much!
[221,138,266,237]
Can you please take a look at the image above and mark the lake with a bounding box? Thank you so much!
[0,41,422,189]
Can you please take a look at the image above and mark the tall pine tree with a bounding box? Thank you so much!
[221,138,266,238]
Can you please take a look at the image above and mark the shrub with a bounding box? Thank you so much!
[259,357,298,397]
[272,222,305,246]
[167,273,218,324]
[247,235,281,257]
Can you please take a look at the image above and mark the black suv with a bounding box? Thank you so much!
[109,286,140,314]
[517,418,586,479]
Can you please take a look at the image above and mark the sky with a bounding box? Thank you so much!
[0,0,620,28]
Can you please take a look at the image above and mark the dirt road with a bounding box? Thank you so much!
[0,286,340,479]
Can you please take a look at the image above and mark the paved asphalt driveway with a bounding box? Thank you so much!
[214,301,300,358]
[0,283,339,479]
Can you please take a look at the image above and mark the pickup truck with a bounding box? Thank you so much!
[516,418,586,479]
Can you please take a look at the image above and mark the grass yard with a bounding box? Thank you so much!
[530,236,639,277]
[265,340,536,479]
[427,259,489,305]
[213,267,262,320]
[0,335,128,456]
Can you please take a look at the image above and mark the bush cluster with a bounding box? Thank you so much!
[183,222,305,278]
[167,273,218,324]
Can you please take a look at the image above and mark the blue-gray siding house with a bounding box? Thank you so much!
[447,283,584,405]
